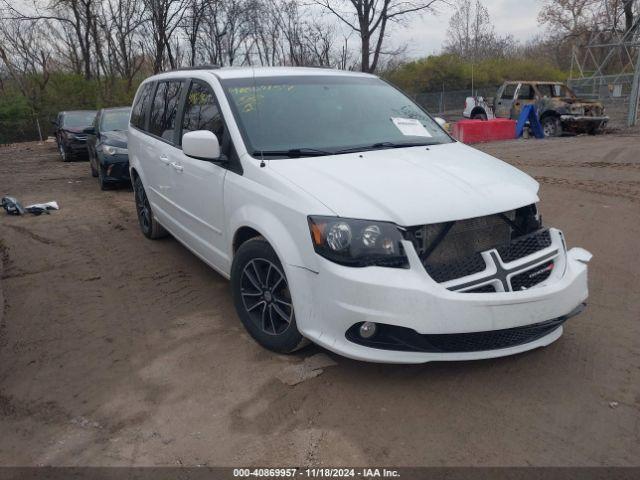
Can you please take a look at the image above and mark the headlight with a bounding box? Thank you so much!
[308,216,408,268]
[102,145,128,156]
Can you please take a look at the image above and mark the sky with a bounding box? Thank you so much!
[394,0,543,58]
[10,0,544,60]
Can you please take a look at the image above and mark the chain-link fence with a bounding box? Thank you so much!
[410,86,501,122]
[568,74,635,129]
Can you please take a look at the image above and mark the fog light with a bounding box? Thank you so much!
[359,321,377,339]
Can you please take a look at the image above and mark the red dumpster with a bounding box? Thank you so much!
[452,119,516,144]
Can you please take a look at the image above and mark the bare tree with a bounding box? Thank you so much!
[2,0,102,79]
[622,0,634,31]
[444,0,514,60]
[101,0,146,88]
[0,17,53,115]
[538,0,601,40]
[314,0,439,72]
[181,0,215,66]
[142,0,188,73]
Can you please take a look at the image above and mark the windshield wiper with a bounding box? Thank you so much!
[253,148,333,158]
[335,141,438,154]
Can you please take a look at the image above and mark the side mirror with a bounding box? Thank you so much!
[182,130,221,161]
[83,126,96,135]
[434,117,447,128]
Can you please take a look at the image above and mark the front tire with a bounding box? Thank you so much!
[542,115,562,137]
[471,112,488,120]
[98,168,109,191]
[231,238,306,353]
[59,142,70,162]
[133,176,168,239]
[90,156,99,177]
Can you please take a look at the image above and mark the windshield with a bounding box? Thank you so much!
[101,109,130,132]
[222,75,451,157]
[63,111,96,128]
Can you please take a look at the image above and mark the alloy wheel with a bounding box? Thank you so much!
[240,258,293,336]
[134,180,151,232]
[543,118,558,137]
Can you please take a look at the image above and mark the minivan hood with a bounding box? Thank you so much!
[268,142,539,226]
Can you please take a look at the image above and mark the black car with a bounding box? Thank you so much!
[84,107,131,190]
[53,110,97,161]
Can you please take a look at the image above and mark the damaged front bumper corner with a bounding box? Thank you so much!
[560,115,609,129]
[288,231,591,363]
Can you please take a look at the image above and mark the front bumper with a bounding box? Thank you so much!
[99,154,130,182]
[288,228,590,363]
[67,139,88,155]
[560,115,608,128]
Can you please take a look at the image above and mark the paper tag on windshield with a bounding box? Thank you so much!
[391,117,432,137]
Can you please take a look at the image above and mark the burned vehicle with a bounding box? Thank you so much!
[463,81,608,136]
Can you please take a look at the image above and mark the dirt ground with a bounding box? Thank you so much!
[0,134,639,467]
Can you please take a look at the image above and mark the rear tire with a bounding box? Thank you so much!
[471,112,488,120]
[231,238,307,354]
[133,176,168,239]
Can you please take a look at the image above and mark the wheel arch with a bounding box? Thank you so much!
[540,109,560,120]
[470,106,487,117]
[228,207,311,270]
[233,226,263,254]
[130,166,140,183]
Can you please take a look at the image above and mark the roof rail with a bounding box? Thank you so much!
[168,64,221,72]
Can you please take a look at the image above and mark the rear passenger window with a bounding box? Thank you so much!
[181,81,224,143]
[518,85,535,100]
[131,83,154,130]
[149,81,183,142]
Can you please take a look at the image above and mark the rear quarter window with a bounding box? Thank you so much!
[131,83,155,130]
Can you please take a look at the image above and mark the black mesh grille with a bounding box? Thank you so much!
[497,229,552,263]
[408,227,552,284]
[510,261,554,291]
[346,316,568,353]
[420,320,562,352]
[424,253,486,283]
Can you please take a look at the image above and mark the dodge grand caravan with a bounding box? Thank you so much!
[128,67,591,363]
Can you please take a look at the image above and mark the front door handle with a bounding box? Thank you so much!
[159,155,170,165]
[170,162,183,172]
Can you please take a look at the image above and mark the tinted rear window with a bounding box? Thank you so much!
[149,81,183,142]
[131,83,154,130]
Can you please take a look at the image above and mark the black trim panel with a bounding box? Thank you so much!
[345,303,586,353]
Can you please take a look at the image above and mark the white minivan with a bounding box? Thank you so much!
[128,66,591,363]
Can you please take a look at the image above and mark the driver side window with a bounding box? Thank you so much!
[181,80,225,144]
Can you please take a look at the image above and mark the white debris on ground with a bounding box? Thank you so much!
[276,353,338,386]
[70,416,102,429]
